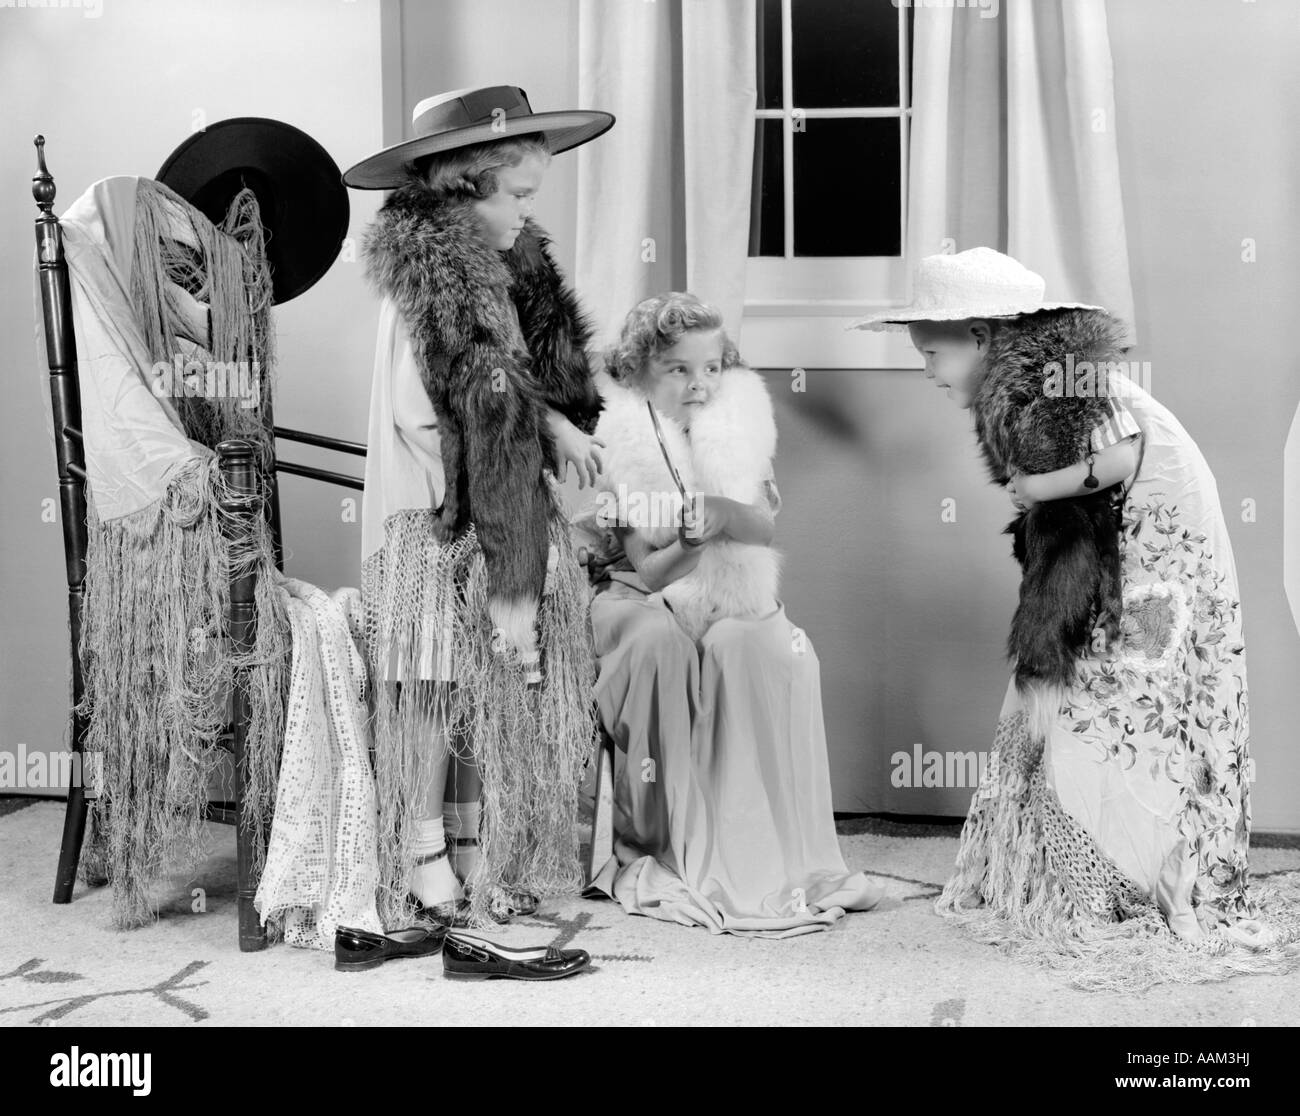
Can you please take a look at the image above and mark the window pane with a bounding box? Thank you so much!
[749,118,785,257]
[757,0,783,110]
[792,0,900,108]
[793,118,900,257]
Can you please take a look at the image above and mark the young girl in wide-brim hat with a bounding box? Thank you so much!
[345,85,613,928]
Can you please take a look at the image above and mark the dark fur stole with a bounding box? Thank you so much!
[362,184,600,643]
[971,308,1131,697]
[506,217,603,435]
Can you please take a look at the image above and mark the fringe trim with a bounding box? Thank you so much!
[74,180,288,927]
[937,710,1300,992]
[132,178,277,467]
[362,508,597,929]
[77,456,289,928]
[233,490,291,885]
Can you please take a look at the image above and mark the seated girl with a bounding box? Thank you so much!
[575,292,887,938]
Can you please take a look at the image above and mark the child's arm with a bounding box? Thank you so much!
[692,494,775,546]
[1011,436,1140,506]
[622,527,706,593]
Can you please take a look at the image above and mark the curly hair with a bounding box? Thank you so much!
[604,292,743,384]
[411,133,551,201]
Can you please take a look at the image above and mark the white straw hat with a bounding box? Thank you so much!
[849,247,1104,331]
[343,84,614,190]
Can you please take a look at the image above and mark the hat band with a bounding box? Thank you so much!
[412,86,534,138]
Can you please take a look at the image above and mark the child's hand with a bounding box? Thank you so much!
[681,493,729,544]
[548,412,605,489]
[1006,473,1038,512]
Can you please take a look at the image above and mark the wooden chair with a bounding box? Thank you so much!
[33,135,365,951]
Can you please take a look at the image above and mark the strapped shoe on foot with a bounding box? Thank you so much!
[500,889,539,917]
[409,847,471,928]
[447,838,540,922]
[409,892,473,929]
[463,883,540,923]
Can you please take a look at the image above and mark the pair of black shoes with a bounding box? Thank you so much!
[334,925,590,981]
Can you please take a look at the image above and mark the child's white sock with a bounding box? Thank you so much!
[410,817,461,905]
[443,799,481,883]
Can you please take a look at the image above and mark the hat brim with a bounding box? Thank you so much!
[342,110,616,189]
[157,117,349,305]
[848,301,1107,332]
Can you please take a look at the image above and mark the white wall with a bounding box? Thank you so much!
[391,0,583,273]
[4,0,1297,831]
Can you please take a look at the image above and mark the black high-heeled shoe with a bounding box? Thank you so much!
[453,837,539,921]
[461,883,541,923]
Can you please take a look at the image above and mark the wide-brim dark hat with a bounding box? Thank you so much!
[156,117,349,304]
[343,84,614,190]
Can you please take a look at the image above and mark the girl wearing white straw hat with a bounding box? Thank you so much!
[346,85,613,936]
[854,247,1298,987]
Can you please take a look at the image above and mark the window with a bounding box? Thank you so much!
[744,0,920,369]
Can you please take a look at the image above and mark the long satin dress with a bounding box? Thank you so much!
[589,481,886,938]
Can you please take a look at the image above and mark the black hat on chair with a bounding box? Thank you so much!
[156,117,349,304]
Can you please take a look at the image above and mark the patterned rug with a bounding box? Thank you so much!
[3,798,1299,1027]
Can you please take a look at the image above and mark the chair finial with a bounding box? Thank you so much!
[33,135,56,213]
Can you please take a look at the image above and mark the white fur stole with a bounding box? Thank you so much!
[593,366,781,640]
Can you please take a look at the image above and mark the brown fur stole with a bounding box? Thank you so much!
[363,184,600,644]
[971,308,1131,697]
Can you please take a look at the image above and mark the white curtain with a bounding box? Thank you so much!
[908,0,1136,341]
[575,0,756,351]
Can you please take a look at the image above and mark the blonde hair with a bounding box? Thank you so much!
[604,291,742,385]
[412,133,551,200]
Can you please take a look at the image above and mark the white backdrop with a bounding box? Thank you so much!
[3,0,1297,831]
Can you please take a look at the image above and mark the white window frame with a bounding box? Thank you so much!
[742,0,921,370]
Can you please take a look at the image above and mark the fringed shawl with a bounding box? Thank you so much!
[58,176,288,927]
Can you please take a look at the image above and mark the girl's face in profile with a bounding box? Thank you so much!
[908,319,994,409]
[644,329,724,427]
[470,152,548,250]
